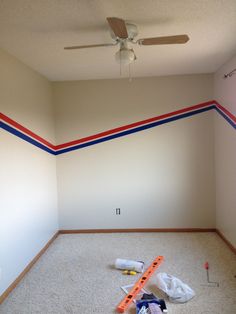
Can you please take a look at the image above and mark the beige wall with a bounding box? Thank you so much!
[53,75,213,143]
[0,49,55,143]
[53,74,215,230]
[214,55,236,247]
[0,49,58,296]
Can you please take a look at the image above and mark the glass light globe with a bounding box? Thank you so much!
[115,48,135,65]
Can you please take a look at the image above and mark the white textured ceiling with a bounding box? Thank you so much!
[0,0,236,81]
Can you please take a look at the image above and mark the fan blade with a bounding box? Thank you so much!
[107,17,128,39]
[64,43,116,50]
[138,35,189,45]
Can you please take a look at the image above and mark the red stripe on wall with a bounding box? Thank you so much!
[214,101,236,123]
[2,101,234,152]
[0,113,56,150]
[55,101,214,150]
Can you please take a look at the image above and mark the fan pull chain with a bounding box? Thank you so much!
[129,63,132,82]
[129,59,135,82]
[119,51,122,76]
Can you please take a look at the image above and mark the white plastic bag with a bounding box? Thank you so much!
[156,272,195,303]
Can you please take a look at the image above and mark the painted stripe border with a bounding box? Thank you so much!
[1,100,235,155]
[0,121,56,155]
[55,105,215,155]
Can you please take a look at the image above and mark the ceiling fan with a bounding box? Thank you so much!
[64,17,189,65]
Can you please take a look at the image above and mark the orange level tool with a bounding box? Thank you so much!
[116,256,164,313]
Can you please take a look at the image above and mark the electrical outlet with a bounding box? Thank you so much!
[116,208,121,215]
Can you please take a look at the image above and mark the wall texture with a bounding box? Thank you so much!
[214,55,236,247]
[53,75,215,230]
[0,49,58,296]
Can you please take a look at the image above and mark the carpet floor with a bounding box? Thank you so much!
[0,232,236,314]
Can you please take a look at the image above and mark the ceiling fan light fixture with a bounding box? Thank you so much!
[64,17,190,74]
[115,48,135,65]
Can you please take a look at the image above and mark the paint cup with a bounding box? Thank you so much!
[115,258,144,273]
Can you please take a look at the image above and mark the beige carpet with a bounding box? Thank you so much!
[0,232,236,314]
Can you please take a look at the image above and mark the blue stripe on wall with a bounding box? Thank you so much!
[2,104,235,156]
[0,122,56,155]
[56,105,215,155]
[214,107,236,129]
